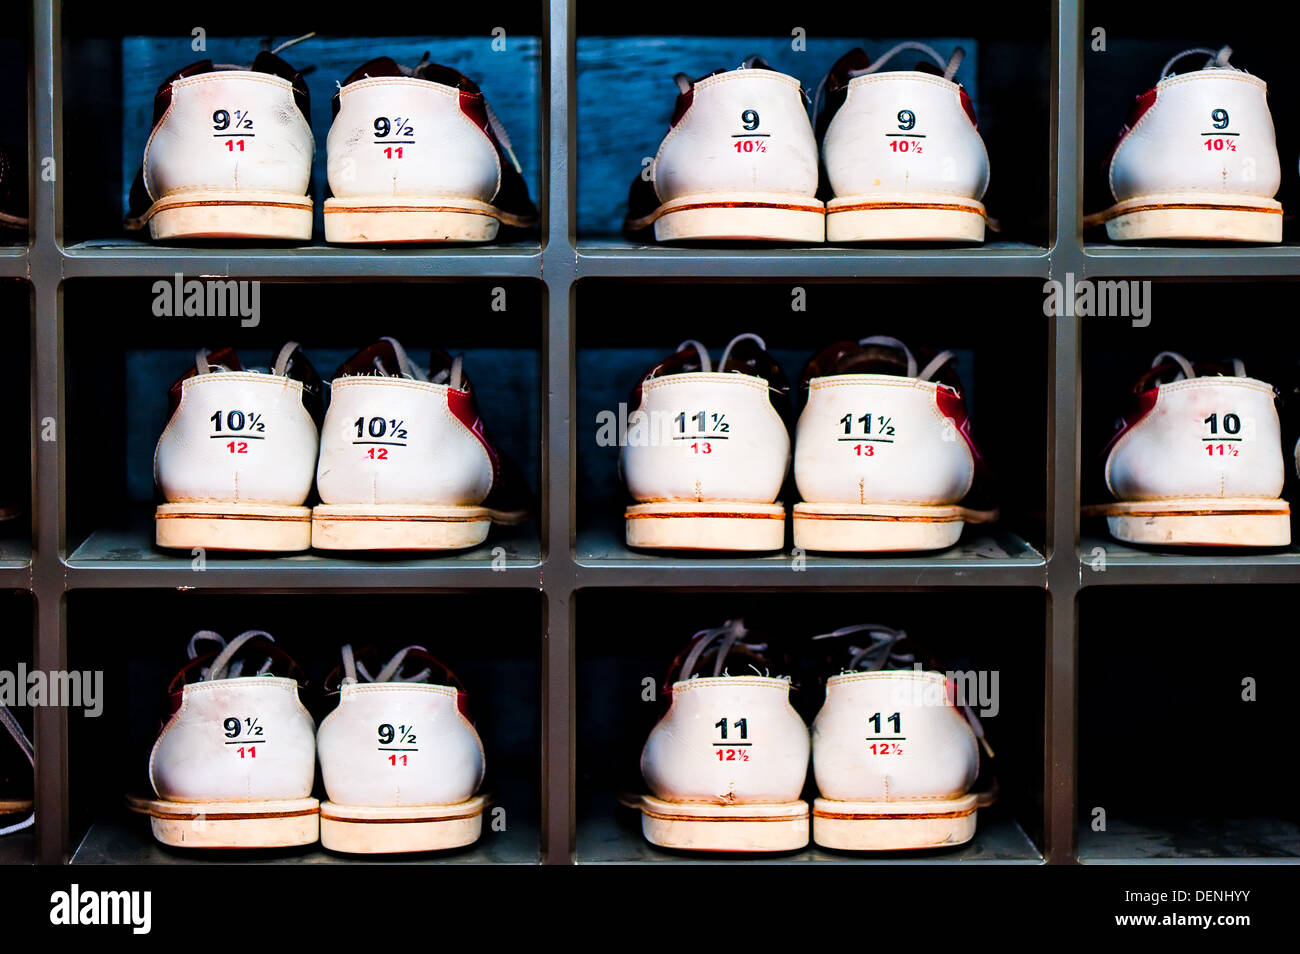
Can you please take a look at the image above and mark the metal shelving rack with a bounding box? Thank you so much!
[10,0,1298,867]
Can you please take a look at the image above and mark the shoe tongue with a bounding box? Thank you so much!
[1136,357,1240,391]
[344,645,462,688]
[158,60,214,93]
[807,340,909,378]
[337,339,425,380]
[912,60,944,76]
[413,61,480,92]
[718,335,789,392]
[428,349,464,389]
[827,47,872,89]
[342,55,405,84]
[199,346,243,373]
[250,49,300,82]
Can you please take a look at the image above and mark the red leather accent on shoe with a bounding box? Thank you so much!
[459,89,493,143]
[1103,386,1159,457]
[456,690,474,724]
[960,88,978,128]
[935,384,982,461]
[1102,87,1158,176]
[448,385,501,482]
[669,87,694,127]
[457,88,536,219]
[1129,86,1157,127]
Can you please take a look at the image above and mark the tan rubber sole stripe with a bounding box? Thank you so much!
[627,511,784,520]
[316,515,487,524]
[797,513,964,523]
[139,807,319,821]
[324,204,533,228]
[129,198,313,227]
[157,513,308,522]
[1084,202,1284,228]
[1107,508,1288,518]
[813,807,976,821]
[628,200,826,229]
[829,201,987,218]
[641,809,807,824]
[320,810,483,825]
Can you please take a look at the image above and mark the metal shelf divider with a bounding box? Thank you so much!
[12,0,1284,867]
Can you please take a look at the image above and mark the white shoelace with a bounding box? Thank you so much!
[1151,350,1246,381]
[672,333,769,374]
[272,341,301,377]
[484,100,523,174]
[678,620,770,680]
[194,344,302,378]
[340,644,433,686]
[718,333,767,370]
[859,335,955,381]
[368,336,430,382]
[1160,45,1234,80]
[214,32,316,71]
[0,705,34,836]
[813,43,964,131]
[188,630,275,681]
[675,339,712,372]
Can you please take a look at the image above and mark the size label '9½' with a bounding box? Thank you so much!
[377,723,418,767]
[213,108,254,152]
[223,715,267,759]
[374,116,416,159]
